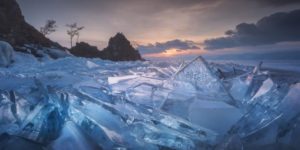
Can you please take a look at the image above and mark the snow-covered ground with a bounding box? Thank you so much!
[1,48,300,149]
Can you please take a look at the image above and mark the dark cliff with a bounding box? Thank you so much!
[0,0,61,48]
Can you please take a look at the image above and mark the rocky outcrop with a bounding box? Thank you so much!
[0,0,61,48]
[101,33,142,61]
[70,33,143,61]
[69,42,102,58]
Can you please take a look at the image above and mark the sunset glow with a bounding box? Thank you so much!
[16,0,300,60]
[144,48,206,59]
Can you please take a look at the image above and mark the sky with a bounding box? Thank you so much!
[17,0,300,60]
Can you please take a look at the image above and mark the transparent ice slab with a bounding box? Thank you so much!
[0,53,299,149]
[159,56,242,134]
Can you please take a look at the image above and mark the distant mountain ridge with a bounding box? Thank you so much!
[70,33,143,61]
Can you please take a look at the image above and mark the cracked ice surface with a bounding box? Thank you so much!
[0,52,300,150]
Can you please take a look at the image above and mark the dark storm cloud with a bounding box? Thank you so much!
[204,9,300,50]
[137,39,200,54]
[257,0,300,6]
[208,49,300,60]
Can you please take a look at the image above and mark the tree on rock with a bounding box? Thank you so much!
[66,23,84,48]
[40,20,57,36]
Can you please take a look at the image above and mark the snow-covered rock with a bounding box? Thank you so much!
[0,41,14,67]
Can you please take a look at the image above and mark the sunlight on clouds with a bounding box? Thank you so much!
[144,48,206,59]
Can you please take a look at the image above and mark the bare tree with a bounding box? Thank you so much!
[40,20,57,36]
[66,23,84,48]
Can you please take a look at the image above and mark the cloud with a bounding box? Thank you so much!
[256,0,300,6]
[209,49,300,60]
[204,42,300,60]
[137,39,200,54]
[204,9,300,50]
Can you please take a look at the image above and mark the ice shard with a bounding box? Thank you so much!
[160,56,243,134]
[0,41,14,67]
[219,82,299,149]
[250,78,274,101]
[68,86,219,149]
[0,92,18,134]
[12,81,69,144]
[163,56,236,105]
[230,77,250,101]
